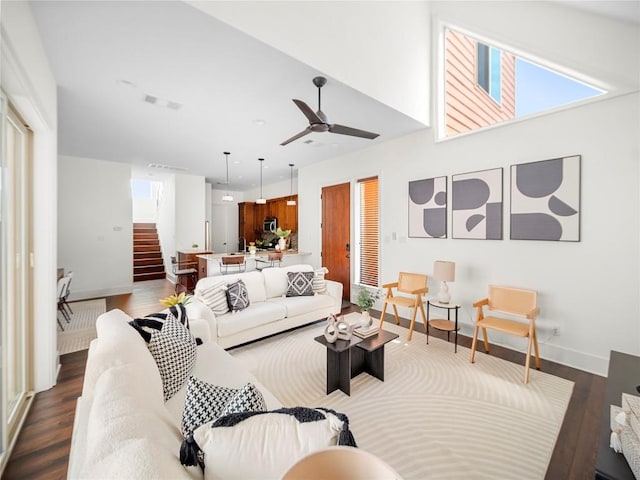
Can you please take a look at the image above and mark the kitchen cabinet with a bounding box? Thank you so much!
[238,195,298,244]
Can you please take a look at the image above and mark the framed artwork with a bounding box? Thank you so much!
[510,155,581,241]
[452,168,503,240]
[408,176,447,238]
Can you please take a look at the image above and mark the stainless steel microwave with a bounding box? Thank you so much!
[263,217,277,233]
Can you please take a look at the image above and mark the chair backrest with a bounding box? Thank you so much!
[397,272,428,294]
[268,252,283,261]
[57,275,72,300]
[488,285,537,317]
[222,255,245,265]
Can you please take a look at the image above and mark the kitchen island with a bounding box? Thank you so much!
[196,250,311,278]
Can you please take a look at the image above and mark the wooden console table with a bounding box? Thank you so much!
[595,350,640,479]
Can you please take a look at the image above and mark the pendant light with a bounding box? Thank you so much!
[256,158,266,204]
[286,163,296,206]
[221,151,233,202]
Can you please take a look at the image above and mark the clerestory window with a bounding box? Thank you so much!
[442,27,605,139]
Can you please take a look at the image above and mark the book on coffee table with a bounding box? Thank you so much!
[353,324,379,338]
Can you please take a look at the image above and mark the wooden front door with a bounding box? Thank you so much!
[322,182,350,300]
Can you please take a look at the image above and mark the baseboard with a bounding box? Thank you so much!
[456,322,609,377]
[68,284,133,301]
[379,309,610,377]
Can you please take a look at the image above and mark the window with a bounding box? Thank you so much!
[477,42,502,103]
[131,178,152,198]
[443,27,605,138]
[355,176,379,287]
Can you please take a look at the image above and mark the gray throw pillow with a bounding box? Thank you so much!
[286,271,314,297]
[226,279,250,312]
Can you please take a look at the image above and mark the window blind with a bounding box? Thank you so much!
[358,176,379,287]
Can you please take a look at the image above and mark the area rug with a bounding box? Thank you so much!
[57,298,106,355]
[230,321,574,480]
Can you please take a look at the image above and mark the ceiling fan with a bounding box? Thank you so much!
[280,76,380,146]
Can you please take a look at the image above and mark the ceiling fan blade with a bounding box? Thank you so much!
[329,124,380,140]
[280,127,312,146]
[293,99,323,124]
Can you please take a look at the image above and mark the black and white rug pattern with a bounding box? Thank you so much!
[230,321,574,480]
[57,298,106,355]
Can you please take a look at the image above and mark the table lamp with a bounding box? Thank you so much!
[433,260,455,304]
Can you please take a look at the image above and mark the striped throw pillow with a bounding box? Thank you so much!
[196,280,229,316]
[312,267,329,294]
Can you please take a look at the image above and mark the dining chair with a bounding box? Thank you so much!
[171,256,198,293]
[220,255,246,274]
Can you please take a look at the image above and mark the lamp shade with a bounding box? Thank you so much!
[433,261,455,282]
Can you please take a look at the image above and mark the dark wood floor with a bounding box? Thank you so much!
[2,279,605,479]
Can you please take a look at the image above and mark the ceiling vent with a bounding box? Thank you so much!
[148,163,188,171]
[143,94,182,111]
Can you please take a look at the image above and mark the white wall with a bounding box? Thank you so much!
[1,1,59,391]
[174,174,206,250]
[58,156,133,300]
[189,0,431,125]
[156,175,176,280]
[299,92,639,376]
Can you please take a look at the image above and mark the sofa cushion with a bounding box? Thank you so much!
[216,301,287,338]
[191,407,356,479]
[286,271,314,297]
[147,315,198,401]
[196,271,267,304]
[226,279,250,312]
[83,309,159,397]
[263,264,314,299]
[195,278,229,315]
[181,378,266,436]
[164,342,283,424]
[82,364,199,479]
[268,294,336,318]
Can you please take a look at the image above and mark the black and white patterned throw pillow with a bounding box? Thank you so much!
[147,314,197,401]
[181,378,266,437]
[226,280,250,312]
[130,303,190,342]
[286,271,314,297]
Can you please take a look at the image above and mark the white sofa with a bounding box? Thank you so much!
[186,264,343,349]
[68,309,283,479]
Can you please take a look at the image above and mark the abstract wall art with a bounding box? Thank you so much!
[510,155,581,241]
[408,176,447,238]
[452,168,503,240]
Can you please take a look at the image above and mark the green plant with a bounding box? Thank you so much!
[356,288,380,312]
[275,227,291,238]
[191,243,199,248]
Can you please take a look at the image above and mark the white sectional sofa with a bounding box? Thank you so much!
[186,264,343,349]
[68,308,284,479]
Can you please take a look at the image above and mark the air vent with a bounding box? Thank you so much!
[142,94,182,111]
[148,163,188,172]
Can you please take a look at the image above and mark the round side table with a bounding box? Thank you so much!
[426,299,460,353]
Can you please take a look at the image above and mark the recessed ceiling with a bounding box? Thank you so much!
[29,0,426,189]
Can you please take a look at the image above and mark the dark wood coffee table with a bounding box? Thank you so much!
[314,329,399,395]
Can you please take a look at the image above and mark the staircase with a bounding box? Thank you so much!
[133,223,166,282]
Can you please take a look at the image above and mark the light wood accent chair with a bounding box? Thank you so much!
[470,285,540,384]
[377,272,428,341]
